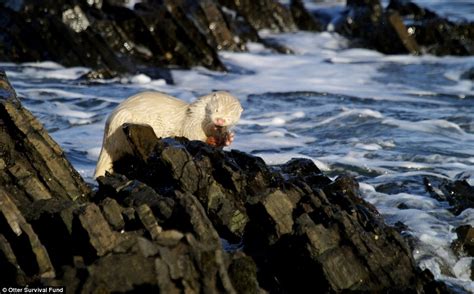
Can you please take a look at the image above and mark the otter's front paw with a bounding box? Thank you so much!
[224,132,234,146]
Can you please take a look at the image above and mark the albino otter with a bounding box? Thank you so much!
[94,91,243,179]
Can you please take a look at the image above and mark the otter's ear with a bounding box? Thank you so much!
[210,92,219,103]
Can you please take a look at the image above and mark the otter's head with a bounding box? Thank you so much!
[205,91,243,127]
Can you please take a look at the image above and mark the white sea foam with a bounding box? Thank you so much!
[232,131,315,152]
[315,108,383,127]
[130,73,152,84]
[21,61,65,69]
[382,118,473,138]
[21,66,90,80]
[18,88,96,100]
[355,142,382,151]
[452,257,473,281]
[173,32,474,104]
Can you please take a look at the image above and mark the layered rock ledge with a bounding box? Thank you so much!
[0,0,472,79]
[0,71,452,292]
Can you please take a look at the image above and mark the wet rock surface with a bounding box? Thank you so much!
[452,225,474,257]
[0,0,298,78]
[103,123,449,292]
[290,0,324,32]
[217,0,297,33]
[451,225,474,281]
[425,175,474,277]
[0,71,91,209]
[313,0,472,56]
[1,0,472,79]
[424,175,474,216]
[0,71,259,292]
[330,0,421,54]
[0,71,451,292]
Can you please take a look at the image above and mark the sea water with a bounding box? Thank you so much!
[2,0,474,291]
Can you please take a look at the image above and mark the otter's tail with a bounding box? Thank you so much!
[94,147,113,179]
[94,110,134,179]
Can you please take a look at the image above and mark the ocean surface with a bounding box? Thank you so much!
[2,0,474,291]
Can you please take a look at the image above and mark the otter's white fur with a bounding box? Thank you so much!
[94,91,243,179]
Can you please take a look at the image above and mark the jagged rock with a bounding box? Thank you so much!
[0,70,452,291]
[165,0,245,51]
[0,0,224,74]
[290,0,324,32]
[424,176,474,215]
[1,154,258,292]
[217,0,297,32]
[100,197,125,231]
[387,0,437,20]
[133,1,226,70]
[110,123,448,292]
[411,18,474,56]
[452,225,474,257]
[335,0,420,54]
[0,188,55,279]
[0,0,302,73]
[77,203,119,257]
[113,125,254,242]
[0,72,263,292]
[228,252,260,294]
[332,0,473,56]
[0,71,91,210]
[1,0,473,74]
[387,11,421,54]
[389,0,474,55]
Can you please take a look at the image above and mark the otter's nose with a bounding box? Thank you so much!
[215,118,225,126]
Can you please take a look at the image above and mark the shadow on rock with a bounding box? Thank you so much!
[96,123,450,292]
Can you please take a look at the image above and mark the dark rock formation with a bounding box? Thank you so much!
[217,0,297,33]
[425,174,474,283]
[290,0,324,32]
[0,71,261,292]
[424,176,474,215]
[451,224,474,281]
[394,0,474,56]
[452,225,474,257]
[330,0,473,56]
[102,123,449,292]
[1,0,472,76]
[387,0,437,20]
[1,187,255,292]
[0,0,299,78]
[0,0,222,77]
[0,67,450,291]
[0,71,91,209]
[334,0,421,54]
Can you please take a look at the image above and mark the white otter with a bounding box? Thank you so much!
[94,91,243,179]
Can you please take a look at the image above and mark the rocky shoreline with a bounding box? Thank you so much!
[1,0,473,291]
[0,69,462,291]
[0,0,473,80]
